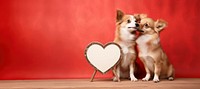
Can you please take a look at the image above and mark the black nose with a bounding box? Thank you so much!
[135,23,139,27]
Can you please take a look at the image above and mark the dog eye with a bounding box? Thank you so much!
[144,23,149,27]
[127,20,131,23]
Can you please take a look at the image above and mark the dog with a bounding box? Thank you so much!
[136,17,174,83]
[113,10,142,82]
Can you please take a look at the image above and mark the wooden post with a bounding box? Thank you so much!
[90,70,97,82]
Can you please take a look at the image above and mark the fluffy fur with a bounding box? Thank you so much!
[113,10,140,82]
[136,17,174,83]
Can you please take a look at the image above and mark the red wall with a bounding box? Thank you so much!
[0,0,199,79]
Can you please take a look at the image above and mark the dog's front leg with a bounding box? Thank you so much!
[142,65,151,81]
[139,56,151,81]
[130,61,138,81]
[153,62,161,83]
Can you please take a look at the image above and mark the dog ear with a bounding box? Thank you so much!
[116,10,124,22]
[134,14,147,22]
[139,14,147,19]
[154,19,167,33]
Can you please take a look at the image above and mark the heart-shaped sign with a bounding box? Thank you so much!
[85,42,122,74]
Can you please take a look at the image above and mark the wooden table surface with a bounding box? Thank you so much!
[0,78,200,89]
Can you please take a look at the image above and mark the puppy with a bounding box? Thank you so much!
[136,17,174,83]
[113,10,140,82]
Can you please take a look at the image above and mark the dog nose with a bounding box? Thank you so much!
[135,23,139,27]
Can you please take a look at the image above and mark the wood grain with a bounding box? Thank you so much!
[0,78,199,89]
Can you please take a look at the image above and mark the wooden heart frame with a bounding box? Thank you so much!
[85,42,122,82]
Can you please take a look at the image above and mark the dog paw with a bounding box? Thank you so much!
[142,77,150,81]
[168,77,174,81]
[113,77,117,82]
[131,77,138,82]
[142,74,150,81]
[153,78,160,83]
[113,77,120,82]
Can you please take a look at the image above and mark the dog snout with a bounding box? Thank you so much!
[135,23,139,27]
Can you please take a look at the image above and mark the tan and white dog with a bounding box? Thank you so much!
[113,10,140,82]
[136,17,174,83]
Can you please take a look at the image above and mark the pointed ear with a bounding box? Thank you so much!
[134,14,147,22]
[139,14,147,19]
[116,10,124,22]
[154,19,167,33]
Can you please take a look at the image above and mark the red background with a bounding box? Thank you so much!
[0,0,199,79]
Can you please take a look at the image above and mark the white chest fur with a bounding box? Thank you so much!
[118,41,136,68]
[136,34,160,55]
[136,35,152,55]
[119,42,135,54]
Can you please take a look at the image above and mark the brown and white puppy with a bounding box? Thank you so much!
[113,10,140,82]
[136,17,174,83]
